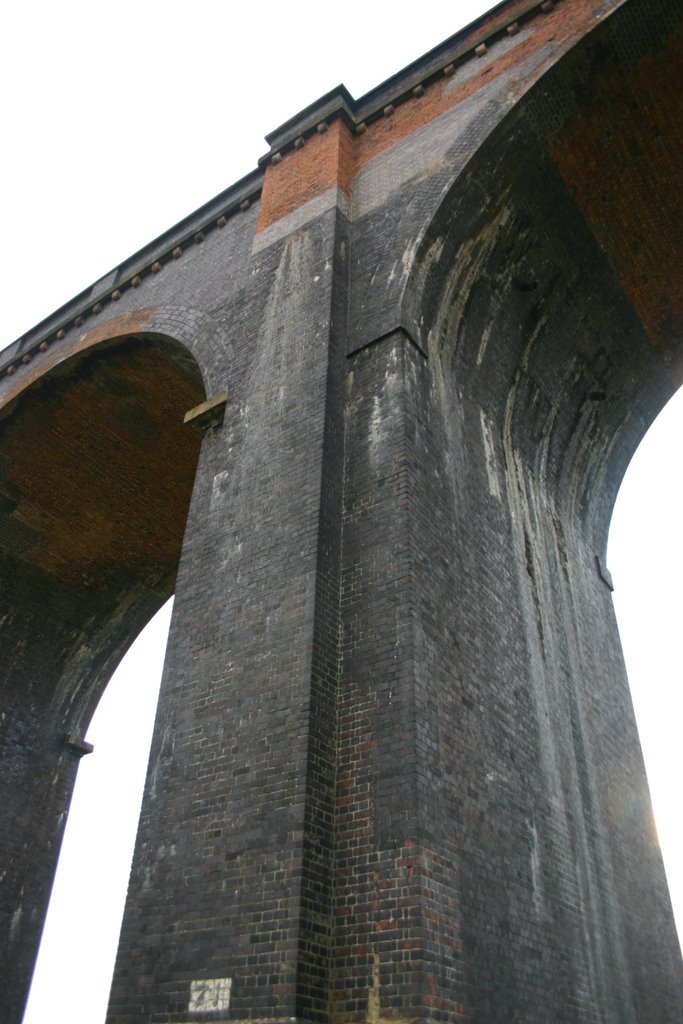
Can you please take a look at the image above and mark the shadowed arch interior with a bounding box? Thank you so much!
[404,0,683,555]
[0,332,205,1020]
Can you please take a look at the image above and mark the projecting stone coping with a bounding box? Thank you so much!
[2,0,561,377]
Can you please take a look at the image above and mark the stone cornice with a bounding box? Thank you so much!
[1,169,263,375]
[2,0,566,377]
[260,0,562,160]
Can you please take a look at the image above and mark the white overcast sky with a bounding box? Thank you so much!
[2,2,680,1021]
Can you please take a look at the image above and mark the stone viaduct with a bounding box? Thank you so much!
[2,0,683,1020]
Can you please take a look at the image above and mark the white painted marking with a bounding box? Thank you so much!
[189,977,232,1014]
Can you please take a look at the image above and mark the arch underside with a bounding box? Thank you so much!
[0,333,205,1021]
[407,0,683,551]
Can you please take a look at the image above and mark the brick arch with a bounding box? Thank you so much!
[143,305,234,395]
[0,303,231,412]
[0,321,211,1021]
[402,0,683,552]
